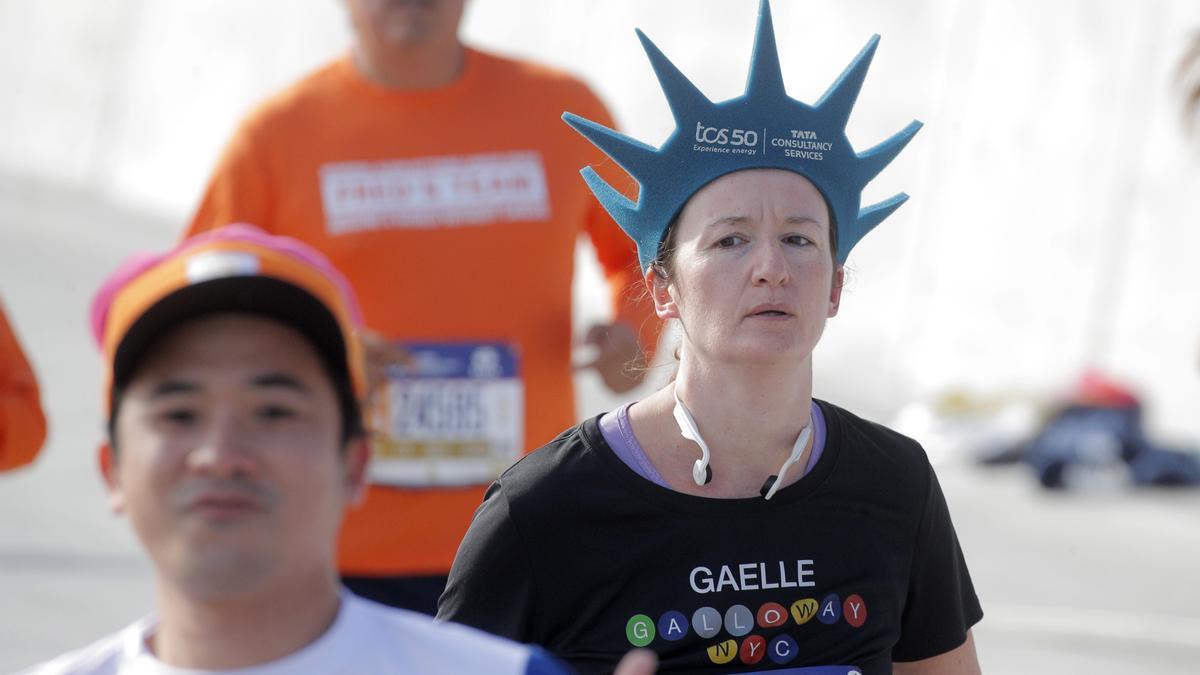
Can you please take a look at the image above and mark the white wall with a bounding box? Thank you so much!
[2,0,1198,439]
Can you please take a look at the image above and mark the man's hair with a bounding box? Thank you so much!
[106,326,365,453]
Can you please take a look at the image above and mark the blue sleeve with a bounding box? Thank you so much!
[524,646,574,675]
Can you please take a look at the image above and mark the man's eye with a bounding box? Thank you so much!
[161,409,197,425]
[258,405,296,421]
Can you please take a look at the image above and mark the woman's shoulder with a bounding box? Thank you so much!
[491,416,613,500]
[819,398,924,450]
[817,399,936,486]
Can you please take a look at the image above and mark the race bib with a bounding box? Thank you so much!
[367,342,523,487]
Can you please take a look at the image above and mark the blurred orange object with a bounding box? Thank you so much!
[0,300,47,471]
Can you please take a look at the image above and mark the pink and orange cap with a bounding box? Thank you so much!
[90,224,366,415]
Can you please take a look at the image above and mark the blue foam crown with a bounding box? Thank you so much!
[563,0,921,269]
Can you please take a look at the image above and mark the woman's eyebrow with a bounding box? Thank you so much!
[710,216,749,228]
[785,215,820,225]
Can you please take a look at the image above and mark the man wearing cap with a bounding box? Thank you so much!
[18,224,586,674]
[186,0,657,614]
[0,300,47,471]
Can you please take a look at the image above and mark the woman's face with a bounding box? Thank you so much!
[651,169,843,366]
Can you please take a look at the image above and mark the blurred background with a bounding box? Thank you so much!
[2,0,1199,672]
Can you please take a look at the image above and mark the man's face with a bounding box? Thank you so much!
[344,0,466,49]
[104,314,366,599]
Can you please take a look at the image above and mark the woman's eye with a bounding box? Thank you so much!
[784,234,812,247]
[715,235,743,248]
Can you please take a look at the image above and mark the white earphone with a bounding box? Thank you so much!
[672,385,812,499]
[672,387,712,486]
[761,425,811,500]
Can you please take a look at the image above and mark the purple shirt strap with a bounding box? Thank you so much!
[599,401,827,489]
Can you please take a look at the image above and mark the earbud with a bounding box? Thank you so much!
[759,475,778,498]
[692,459,713,486]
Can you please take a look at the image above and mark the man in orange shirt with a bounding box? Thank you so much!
[0,300,47,472]
[187,0,656,614]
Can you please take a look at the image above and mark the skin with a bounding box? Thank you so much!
[629,169,842,498]
[343,0,467,88]
[578,321,646,394]
[629,169,980,671]
[101,314,367,669]
[613,648,658,675]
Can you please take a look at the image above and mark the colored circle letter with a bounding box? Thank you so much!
[768,634,799,665]
[739,635,767,665]
[757,601,788,628]
[626,614,655,647]
[818,594,842,625]
[658,610,689,642]
[790,598,819,625]
[843,594,868,628]
[692,606,722,639]
[724,604,754,637]
[707,639,739,665]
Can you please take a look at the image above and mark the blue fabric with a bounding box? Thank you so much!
[563,0,921,269]
[524,646,575,675]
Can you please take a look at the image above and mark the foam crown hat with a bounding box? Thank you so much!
[562,0,922,270]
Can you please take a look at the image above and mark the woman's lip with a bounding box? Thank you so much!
[746,305,793,317]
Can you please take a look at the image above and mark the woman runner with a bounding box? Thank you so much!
[439,2,982,673]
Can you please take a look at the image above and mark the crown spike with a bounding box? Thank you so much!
[745,0,787,100]
[563,0,920,271]
[563,112,662,182]
[815,35,880,129]
[856,120,923,185]
[579,165,639,228]
[839,193,910,263]
[636,29,713,126]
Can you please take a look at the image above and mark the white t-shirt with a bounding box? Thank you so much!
[20,592,568,675]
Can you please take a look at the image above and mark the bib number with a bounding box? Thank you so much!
[367,342,523,487]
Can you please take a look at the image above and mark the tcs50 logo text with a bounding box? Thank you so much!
[695,122,759,147]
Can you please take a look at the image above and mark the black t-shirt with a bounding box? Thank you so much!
[438,400,982,674]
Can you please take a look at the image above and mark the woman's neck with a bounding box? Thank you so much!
[632,353,815,498]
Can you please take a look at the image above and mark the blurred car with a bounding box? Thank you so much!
[1021,371,1200,490]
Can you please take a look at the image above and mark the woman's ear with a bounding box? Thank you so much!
[827,265,845,318]
[645,266,680,321]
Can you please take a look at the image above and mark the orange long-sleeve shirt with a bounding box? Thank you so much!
[0,301,47,471]
[188,48,655,575]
